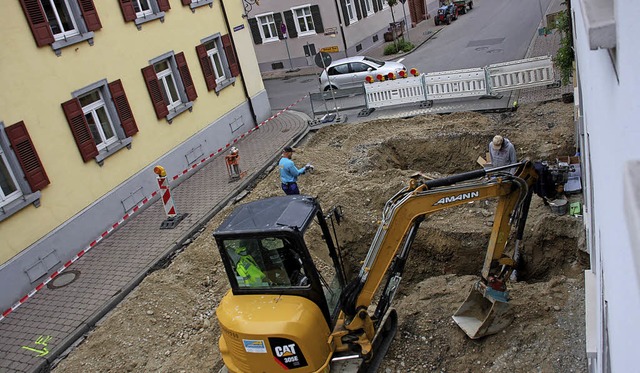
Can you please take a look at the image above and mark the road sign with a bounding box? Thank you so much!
[314,52,332,69]
[320,46,339,53]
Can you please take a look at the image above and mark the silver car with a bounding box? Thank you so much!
[319,56,407,91]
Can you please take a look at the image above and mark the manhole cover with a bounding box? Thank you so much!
[47,270,80,289]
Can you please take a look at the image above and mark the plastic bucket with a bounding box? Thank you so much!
[549,199,568,215]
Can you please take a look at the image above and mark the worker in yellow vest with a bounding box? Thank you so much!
[235,246,267,286]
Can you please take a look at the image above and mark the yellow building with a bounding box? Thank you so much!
[0,0,270,311]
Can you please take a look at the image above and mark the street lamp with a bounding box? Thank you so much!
[241,0,259,18]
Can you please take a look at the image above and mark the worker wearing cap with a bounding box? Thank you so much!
[488,135,517,174]
[279,146,313,195]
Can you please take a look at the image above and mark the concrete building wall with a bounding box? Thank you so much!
[571,0,640,371]
[0,0,269,311]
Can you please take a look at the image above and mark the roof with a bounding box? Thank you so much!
[213,195,319,237]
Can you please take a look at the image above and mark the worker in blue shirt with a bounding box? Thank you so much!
[279,146,313,195]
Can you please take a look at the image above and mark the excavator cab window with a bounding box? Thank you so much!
[223,237,309,288]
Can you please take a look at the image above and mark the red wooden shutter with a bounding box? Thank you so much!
[108,80,139,137]
[141,65,169,119]
[119,0,137,22]
[158,0,171,11]
[221,34,240,77]
[62,99,99,162]
[78,0,102,31]
[5,121,50,191]
[175,52,198,102]
[181,0,191,5]
[196,44,217,91]
[19,0,54,47]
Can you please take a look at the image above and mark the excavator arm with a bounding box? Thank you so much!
[339,161,538,343]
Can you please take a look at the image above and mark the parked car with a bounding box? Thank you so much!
[319,56,407,91]
[434,4,458,25]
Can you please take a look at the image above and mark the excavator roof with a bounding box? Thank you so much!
[213,195,318,238]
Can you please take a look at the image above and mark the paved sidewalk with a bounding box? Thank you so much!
[0,110,309,373]
[0,1,570,371]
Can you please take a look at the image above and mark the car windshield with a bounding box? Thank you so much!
[363,56,385,68]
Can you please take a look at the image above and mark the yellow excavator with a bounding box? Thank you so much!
[212,160,547,372]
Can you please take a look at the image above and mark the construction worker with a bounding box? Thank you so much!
[489,135,517,174]
[279,146,313,195]
[235,246,266,286]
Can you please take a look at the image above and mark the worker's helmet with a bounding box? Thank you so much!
[230,146,239,154]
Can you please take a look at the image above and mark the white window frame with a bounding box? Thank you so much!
[154,60,182,111]
[364,0,374,15]
[256,12,279,43]
[133,0,154,18]
[42,0,80,41]
[0,149,21,207]
[292,5,316,36]
[205,38,227,83]
[79,90,118,151]
[346,0,358,23]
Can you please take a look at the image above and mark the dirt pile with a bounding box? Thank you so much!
[54,100,588,372]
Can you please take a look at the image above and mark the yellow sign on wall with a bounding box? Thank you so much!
[320,46,339,53]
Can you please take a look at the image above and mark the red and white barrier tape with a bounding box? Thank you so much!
[0,94,308,322]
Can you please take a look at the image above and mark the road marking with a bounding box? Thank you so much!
[396,58,405,63]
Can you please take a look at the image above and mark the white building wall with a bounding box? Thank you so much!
[572,0,640,371]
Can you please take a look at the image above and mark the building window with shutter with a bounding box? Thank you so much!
[62,79,139,165]
[0,121,49,221]
[79,90,118,151]
[183,0,213,11]
[345,0,357,23]
[292,6,315,36]
[19,0,101,55]
[196,33,239,93]
[118,0,170,29]
[142,51,197,122]
[257,13,278,43]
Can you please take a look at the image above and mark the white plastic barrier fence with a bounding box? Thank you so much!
[486,56,555,93]
[424,68,487,100]
[363,56,556,111]
[365,75,427,109]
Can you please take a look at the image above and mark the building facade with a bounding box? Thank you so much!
[571,0,640,371]
[0,0,270,312]
[245,0,422,72]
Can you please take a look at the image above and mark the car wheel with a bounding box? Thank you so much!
[435,18,439,26]
[324,85,337,91]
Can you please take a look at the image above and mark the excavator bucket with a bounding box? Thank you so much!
[452,283,514,339]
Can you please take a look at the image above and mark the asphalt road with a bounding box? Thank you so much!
[264,0,553,118]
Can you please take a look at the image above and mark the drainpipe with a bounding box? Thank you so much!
[219,0,258,126]
[333,0,349,58]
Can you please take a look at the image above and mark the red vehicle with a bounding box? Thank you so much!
[434,4,458,25]
[454,0,473,14]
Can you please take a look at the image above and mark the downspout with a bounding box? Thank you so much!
[219,0,258,126]
[333,0,349,58]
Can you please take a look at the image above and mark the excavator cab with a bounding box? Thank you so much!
[213,195,347,372]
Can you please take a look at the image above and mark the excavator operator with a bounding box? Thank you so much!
[234,246,266,286]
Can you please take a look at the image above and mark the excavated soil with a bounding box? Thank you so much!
[54,100,588,373]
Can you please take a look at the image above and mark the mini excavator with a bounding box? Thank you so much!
[212,160,550,372]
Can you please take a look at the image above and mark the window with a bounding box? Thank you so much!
[364,0,374,15]
[118,0,170,29]
[346,0,357,23]
[196,34,240,93]
[0,121,49,221]
[328,64,350,76]
[142,52,197,122]
[182,0,213,11]
[257,13,278,42]
[62,80,139,164]
[293,6,315,35]
[19,0,101,55]
[282,6,323,38]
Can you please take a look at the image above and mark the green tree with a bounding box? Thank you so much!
[554,6,574,85]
